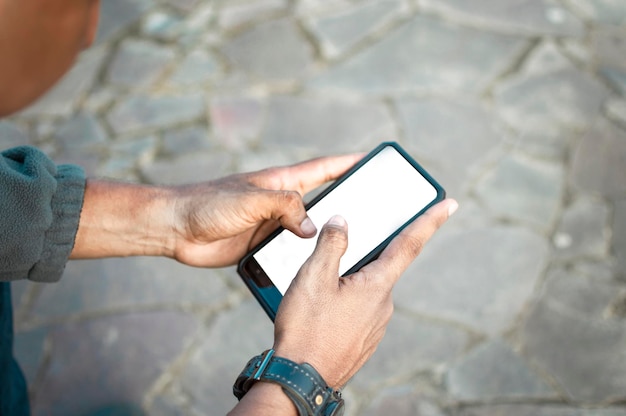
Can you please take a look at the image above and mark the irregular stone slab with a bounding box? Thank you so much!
[475,154,564,231]
[446,339,554,400]
[218,0,288,31]
[362,386,446,416]
[14,327,48,386]
[52,112,108,151]
[602,68,626,96]
[419,0,584,37]
[351,312,468,390]
[570,119,626,198]
[583,410,626,416]
[141,151,234,184]
[553,197,610,260]
[0,121,30,149]
[209,95,264,150]
[221,18,313,80]
[106,93,205,135]
[395,97,504,197]
[565,0,626,25]
[521,269,626,403]
[178,300,274,416]
[606,98,626,128]
[494,43,610,135]
[592,27,626,72]
[162,0,199,13]
[141,11,184,41]
[613,199,626,281]
[309,15,528,95]
[33,257,230,318]
[32,312,199,415]
[260,95,396,153]
[18,46,108,118]
[162,125,212,156]
[457,404,584,416]
[308,0,410,59]
[396,226,549,334]
[107,39,175,88]
[109,135,158,166]
[97,0,154,43]
[167,49,220,86]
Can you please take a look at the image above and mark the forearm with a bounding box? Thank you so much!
[70,179,177,259]
[228,382,297,416]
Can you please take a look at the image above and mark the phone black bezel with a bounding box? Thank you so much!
[237,141,446,321]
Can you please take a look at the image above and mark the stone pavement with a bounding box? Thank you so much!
[2,0,626,415]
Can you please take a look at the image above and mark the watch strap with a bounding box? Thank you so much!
[233,349,343,416]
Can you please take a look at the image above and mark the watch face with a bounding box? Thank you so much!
[324,400,345,416]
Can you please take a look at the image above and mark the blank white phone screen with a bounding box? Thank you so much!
[254,146,438,295]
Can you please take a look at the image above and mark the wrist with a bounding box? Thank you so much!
[233,349,344,416]
[71,179,178,259]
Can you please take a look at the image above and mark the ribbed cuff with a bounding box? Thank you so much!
[28,164,86,283]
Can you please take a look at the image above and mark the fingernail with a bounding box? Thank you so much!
[448,200,459,217]
[327,215,347,227]
[300,217,317,235]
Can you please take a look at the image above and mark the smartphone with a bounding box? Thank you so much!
[237,142,446,321]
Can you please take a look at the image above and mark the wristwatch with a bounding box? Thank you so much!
[233,349,345,416]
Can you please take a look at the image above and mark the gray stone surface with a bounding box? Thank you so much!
[218,0,289,31]
[97,0,154,43]
[209,95,264,150]
[457,404,584,416]
[32,312,198,416]
[351,312,468,389]
[396,226,550,334]
[140,151,234,184]
[7,0,626,414]
[0,121,29,149]
[260,95,396,153]
[494,43,610,135]
[419,0,585,36]
[52,112,108,150]
[167,49,220,86]
[521,269,626,403]
[309,15,528,95]
[107,39,175,88]
[221,19,314,80]
[107,93,205,135]
[553,197,610,260]
[162,125,212,156]
[446,339,554,400]
[361,386,446,416]
[570,119,626,198]
[308,0,409,59]
[176,300,273,416]
[565,0,626,25]
[32,257,230,318]
[614,199,626,281]
[475,154,564,231]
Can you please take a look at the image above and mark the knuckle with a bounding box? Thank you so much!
[278,190,301,209]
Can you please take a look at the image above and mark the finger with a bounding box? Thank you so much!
[295,216,349,288]
[360,199,458,285]
[261,189,317,238]
[251,154,365,195]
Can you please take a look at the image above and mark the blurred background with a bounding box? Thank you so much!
[3,0,626,415]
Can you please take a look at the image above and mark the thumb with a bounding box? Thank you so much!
[295,215,349,289]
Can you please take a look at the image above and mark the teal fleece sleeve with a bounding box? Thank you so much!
[0,146,85,282]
